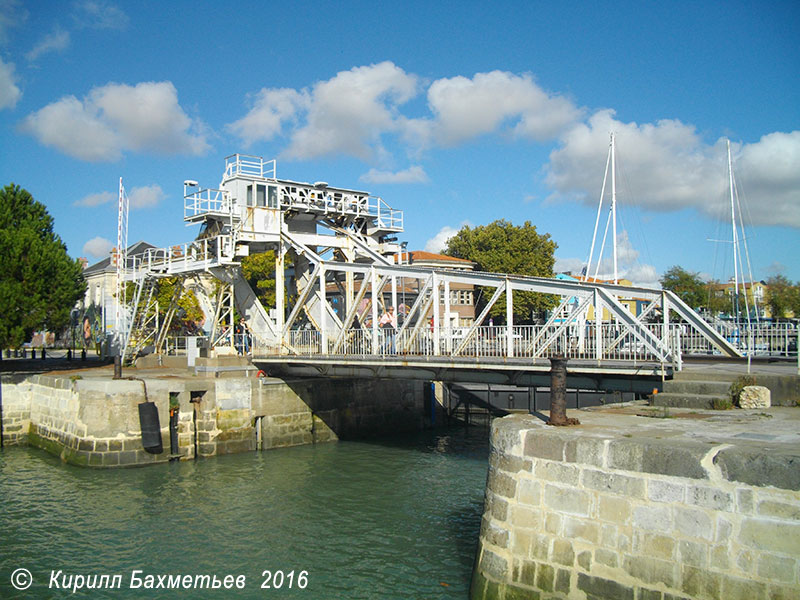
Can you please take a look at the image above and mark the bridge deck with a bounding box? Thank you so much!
[254,354,671,394]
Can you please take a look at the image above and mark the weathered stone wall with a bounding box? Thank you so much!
[472,413,800,600]
[2,371,425,465]
[0,374,32,445]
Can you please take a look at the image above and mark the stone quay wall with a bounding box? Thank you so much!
[472,413,800,600]
[1,370,425,467]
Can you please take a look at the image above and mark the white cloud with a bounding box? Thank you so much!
[0,57,20,109]
[409,71,582,148]
[228,66,580,161]
[128,184,165,209]
[74,191,113,207]
[227,61,418,161]
[26,27,71,62]
[285,62,419,160]
[424,223,467,253]
[545,110,800,227]
[21,81,210,161]
[73,0,129,30]
[736,131,800,227]
[83,236,113,259]
[226,88,307,147]
[360,165,428,184]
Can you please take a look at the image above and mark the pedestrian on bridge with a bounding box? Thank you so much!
[380,307,397,354]
[235,318,251,356]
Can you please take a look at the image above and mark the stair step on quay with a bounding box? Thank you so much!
[651,392,731,410]
[662,379,731,396]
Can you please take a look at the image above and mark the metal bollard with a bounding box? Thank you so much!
[547,355,580,426]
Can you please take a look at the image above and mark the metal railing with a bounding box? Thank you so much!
[184,188,233,221]
[224,154,277,180]
[677,321,798,358]
[124,236,234,280]
[280,325,672,363]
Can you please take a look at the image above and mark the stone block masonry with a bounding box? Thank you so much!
[2,368,425,466]
[471,409,800,599]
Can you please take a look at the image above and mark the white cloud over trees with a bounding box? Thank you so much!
[20,81,210,161]
[424,223,469,253]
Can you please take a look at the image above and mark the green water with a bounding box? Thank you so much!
[0,429,489,599]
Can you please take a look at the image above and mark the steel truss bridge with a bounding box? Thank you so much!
[115,154,742,378]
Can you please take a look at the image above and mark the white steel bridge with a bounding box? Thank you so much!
[116,154,744,377]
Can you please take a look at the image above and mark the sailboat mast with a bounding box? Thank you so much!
[727,140,740,317]
[611,132,618,284]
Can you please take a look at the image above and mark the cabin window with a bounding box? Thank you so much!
[256,185,266,207]
[268,186,278,208]
[246,185,253,206]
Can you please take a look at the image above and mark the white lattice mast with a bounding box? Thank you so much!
[115,177,129,348]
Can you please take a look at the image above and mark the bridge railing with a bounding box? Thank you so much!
[281,325,671,363]
[676,321,798,357]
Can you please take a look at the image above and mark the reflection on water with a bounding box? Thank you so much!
[0,427,489,599]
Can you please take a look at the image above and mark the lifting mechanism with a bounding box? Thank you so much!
[115,154,741,366]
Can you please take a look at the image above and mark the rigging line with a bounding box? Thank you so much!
[615,143,653,281]
[592,207,613,281]
[734,171,759,320]
[586,139,612,275]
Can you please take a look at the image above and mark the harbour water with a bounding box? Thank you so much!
[0,427,489,599]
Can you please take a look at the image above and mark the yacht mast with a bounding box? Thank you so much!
[611,132,618,284]
[727,140,739,315]
[586,133,618,283]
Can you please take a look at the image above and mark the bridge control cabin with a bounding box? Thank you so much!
[183,154,404,259]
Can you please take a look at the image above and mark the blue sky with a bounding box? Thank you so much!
[1,0,798,286]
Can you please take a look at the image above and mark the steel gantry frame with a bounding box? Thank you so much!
[272,260,741,365]
[115,153,742,368]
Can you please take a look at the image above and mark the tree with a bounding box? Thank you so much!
[444,220,558,322]
[765,275,798,320]
[123,278,204,334]
[660,266,706,309]
[241,250,277,309]
[704,280,733,316]
[0,184,86,348]
[155,278,204,333]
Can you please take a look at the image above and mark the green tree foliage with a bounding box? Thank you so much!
[765,275,799,320]
[156,278,204,332]
[241,251,277,309]
[444,220,558,322]
[660,266,707,309]
[704,280,733,316]
[124,278,204,334]
[0,184,87,348]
